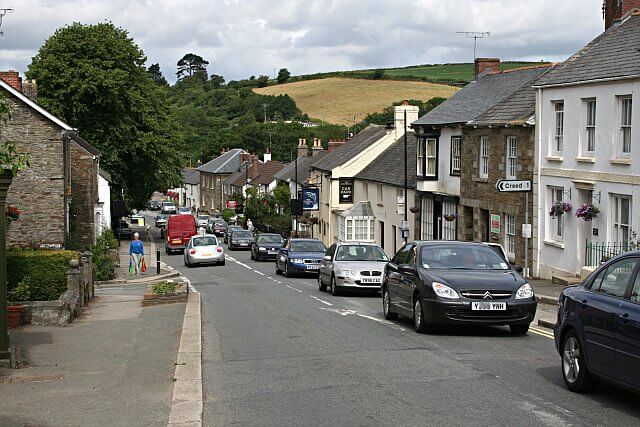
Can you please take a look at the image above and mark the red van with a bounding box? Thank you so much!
[165,214,197,254]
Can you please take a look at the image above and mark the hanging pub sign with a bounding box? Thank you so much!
[302,187,320,211]
[339,178,354,204]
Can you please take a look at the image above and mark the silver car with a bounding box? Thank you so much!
[184,234,225,267]
[318,242,389,296]
[196,214,210,228]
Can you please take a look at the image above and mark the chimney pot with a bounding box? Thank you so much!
[474,58,500,79]
[604,0,640,29]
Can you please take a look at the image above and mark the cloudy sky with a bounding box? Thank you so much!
[0,0,605,82]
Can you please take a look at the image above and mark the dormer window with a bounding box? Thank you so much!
[417,137,437,179]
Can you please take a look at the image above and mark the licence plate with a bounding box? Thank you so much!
[202,253,212,257]
[306,265,319,270]
[268,250,277,255]
[360,277,381,284]
[171,240,181,244]
[240,243,248,246]
[471,302,507,311]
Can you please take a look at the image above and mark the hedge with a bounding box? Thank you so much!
[7,249,78,302]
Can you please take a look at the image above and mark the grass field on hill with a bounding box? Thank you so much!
[378,61,543,82]
[254,77,458,125]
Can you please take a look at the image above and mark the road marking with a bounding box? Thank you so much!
[286,285,303,293]
[319,307,406,331]
[309,295,333,306]
[254,271,265,276]
[530,326,554,339]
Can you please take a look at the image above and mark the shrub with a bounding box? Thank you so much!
[7,249,78,301]
[92,229,118,281]
[8,279,32,302]
[222,209,235,222]
[152,282,176,294]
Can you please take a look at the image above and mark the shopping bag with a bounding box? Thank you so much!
[141,256,147,273]
[129,256,134,274]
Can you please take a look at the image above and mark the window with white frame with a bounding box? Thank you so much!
[611,194,632,248]
[343,217,375,242]
[450,136,461,176]
[417,140,425,175]
[421,197,434,241]
[585,99,596,154]
[549,187,564,241]
[506,136,517,180]
[442,202,457,240]
[425,138,437,177]
[377,184,383,203]
[505,214,516,258]
[554,101,564,153]
[479,136,489,179]
[620,96,632,155]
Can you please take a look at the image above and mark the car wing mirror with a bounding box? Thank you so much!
[512,264,524,274]
[323,255,332,261]
[398,264,415,275]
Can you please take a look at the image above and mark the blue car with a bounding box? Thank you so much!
[275,238,326,278]
[554,252,640,393]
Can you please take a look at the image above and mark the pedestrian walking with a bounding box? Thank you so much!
[247,218,254,232]
[129,232,145,275]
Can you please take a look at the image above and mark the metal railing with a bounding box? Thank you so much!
[585,241,631,267]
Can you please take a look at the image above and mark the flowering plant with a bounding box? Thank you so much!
[6,205,19,222]
[444,213,458,222]
[575,203,599,221]
[549,201,572,217]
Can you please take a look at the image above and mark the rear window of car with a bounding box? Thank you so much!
[197,216,209,220]
[290,241,326,252]
[335,245,388,262]
[193,236,218,247]
[420,246,510,270]
[233,231,253,238]
[257,235,283,244]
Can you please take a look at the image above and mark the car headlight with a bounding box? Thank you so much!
[280,255,286,261]
[432,282,459,299]
[515,283,534,300]
[341,270,358,277]
[258,247,267,251]
[291,258,304,264]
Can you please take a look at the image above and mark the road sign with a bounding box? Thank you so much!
[495,180,532,192]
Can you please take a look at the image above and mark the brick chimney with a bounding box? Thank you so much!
[22,79,37,101]
[250,155,260,179]
[0,70,22,92]
[239,153,251,165]
[474,58,500,79]
[311,138,324,156]
[328,139,347,153]
[603,0,640,29]
[263,146,272,163]
[297,138,308,158]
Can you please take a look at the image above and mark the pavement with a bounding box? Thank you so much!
[0,284,186,427]
[155,225,640,426]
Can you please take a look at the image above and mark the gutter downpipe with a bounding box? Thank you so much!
[534,87,543,279]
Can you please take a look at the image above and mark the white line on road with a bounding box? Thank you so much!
[254,271,265,276]
[286,285,303,293]
[319,307,406,331]
[309,295,333,306]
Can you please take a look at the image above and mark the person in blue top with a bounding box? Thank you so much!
[129,232,145,275]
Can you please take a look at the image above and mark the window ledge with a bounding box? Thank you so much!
[576,156,595,163]
[474,177,489,183]
[546,155,563,162]
[610,157,631,165]
[543,239,564,249]
[376,203,384,207]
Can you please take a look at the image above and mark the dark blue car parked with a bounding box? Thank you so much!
[554,252,640,393]
[275,238,326,278]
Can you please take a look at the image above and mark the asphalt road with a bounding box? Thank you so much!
[151,227,640,426]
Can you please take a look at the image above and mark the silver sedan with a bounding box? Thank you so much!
[184,234,225,267]
[318,242,389,296]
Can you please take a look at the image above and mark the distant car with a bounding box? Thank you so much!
[196,215,210,228]
[113,220,132,240]
[155,214,167,228]
[228,230,255,250]
[184,234,225,267]
[149,200,161,211]
[251,233,284,261]
[224,225,244,244]
[275,238,327,278]
[161,202,177,215]
[318,242,389,296]
[554,252,640,393]
[165,214,197,254]
[178,207,192,215]
[382,241,536,334]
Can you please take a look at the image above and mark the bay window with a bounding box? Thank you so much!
[418,138,437,178]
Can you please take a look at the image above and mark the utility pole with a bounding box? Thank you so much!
[403,109,408,245]
[262,104,268,123]
[455,30,491,59]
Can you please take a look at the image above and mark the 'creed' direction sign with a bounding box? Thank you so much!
[495,179,532,193]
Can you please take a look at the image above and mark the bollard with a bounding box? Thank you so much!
[156,249,161,275]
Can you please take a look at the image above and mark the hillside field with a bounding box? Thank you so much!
[254,77,458,125]
[377,61,544,82]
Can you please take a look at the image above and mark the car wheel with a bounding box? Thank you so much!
[275,262,282,275]
[510,324,530,335]
[382,287,397,320]
[330,275,341,296]
[413,297,429,334]
[318,274,327,292]
[219,260,226,266]
[283,262,290,278]
[562,331,594,393]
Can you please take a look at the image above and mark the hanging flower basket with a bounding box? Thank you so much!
[409,206,419,214]
[575,204,599,221]
[549,201,572,217]
[309,217,319,225]
[443,213,458,222]
[6,204,19,227]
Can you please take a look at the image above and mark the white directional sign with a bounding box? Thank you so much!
[495,179,532,193]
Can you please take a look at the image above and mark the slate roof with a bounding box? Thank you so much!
[535,14,640,87]
[224,163,248,187]
[275,152,327,183]
[181,168,200,185]
[311,125,388,172]
[197,148,246,174]
[412,66,551,126]
[470,65,554,126]
[355,133,417,189]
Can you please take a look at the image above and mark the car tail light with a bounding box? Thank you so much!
[190,249,196,255]
[216,247,223,253]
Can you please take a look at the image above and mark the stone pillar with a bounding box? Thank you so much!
[67,258,81,296]
[81,250,93,302]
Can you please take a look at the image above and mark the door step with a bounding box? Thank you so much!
[551,275,582,286]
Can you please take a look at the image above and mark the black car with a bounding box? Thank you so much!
[251,233,284,261]
[224,225,243,244]
[554,252,640,393]
[382,241,536,334]
[113,220,132,240]
[149,200,161,211]
[228,229,254,250]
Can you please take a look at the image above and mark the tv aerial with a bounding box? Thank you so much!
[0,8,13,36]
[455,31,491,59]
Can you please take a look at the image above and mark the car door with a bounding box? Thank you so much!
[582,256,637,379]
[615,262,640,388]
[387,245,410,311]
[397,244,417,312]
[320,244,336,285]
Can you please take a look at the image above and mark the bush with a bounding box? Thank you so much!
[152,282,176,294]
[222,209,235,223]
[8,279,32,302]
[92,229,118,281]
[7,249,79,301]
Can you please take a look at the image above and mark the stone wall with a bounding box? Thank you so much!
[200,172,230,213]
[459,126,535,267]
[69,141,98,250]
[3,95,66,248]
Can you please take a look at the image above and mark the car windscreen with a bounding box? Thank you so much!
[290,241,326,252]
[485,245,507,262]
[233,231,253,238]
[335,245,388,262]
[420,246,510,270]
[215,221,227,226]
[193,237,218,247]
[257,235,283,245]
